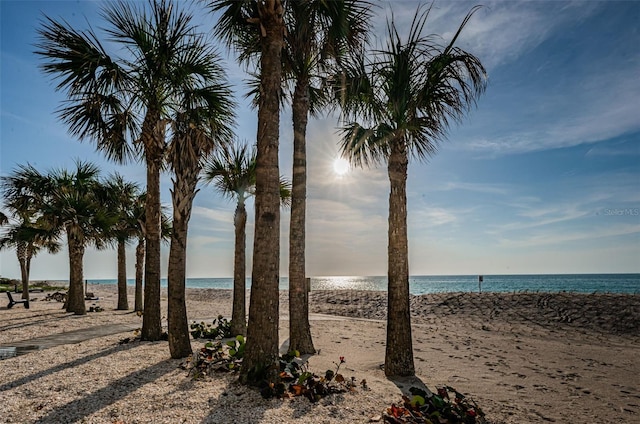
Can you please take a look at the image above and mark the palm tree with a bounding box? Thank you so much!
[104,174,141,310]
[53,163,117,315]
[4,162,116,314]
[130,192,173,313]
[1,170,62,301]
[164,43,236,359]
[283,0,372,355]
[202,142,256,337]
[36,0,213,340]
[133,199,146,313]
[209,0,286,384]
[337,6,487,376]
[202,142,291,338]
[0,217,61,301]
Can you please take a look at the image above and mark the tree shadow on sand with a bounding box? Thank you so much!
[198,375,355,423]
[33,358,176,423]
[0,309,71,331]
[0,342,139,392]
[388,374,433,398]
[199,375,269,424]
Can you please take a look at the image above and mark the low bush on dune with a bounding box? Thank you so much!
[0,278,66,293]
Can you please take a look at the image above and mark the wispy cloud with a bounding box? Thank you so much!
[191,206,234,226]
[411,207,458,228]
[375,1,602,70]
[497,222,640,248]
[433,181,510,195]
[492,204,590,233]
[586,141,640,157]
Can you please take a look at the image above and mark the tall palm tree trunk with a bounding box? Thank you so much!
[385,141,415,377]
[67,237,86,315]
[167,169,198,358]
[232,202,248,337]
[25,246,34,301]
[289,77,315,354]
[241,0,285,385]
[135,238,145,312]
[17,242,30,301]
[117,239,129,310]
[142,117,165,341]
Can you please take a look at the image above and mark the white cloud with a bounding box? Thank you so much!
[376,1,602,70]
[191,206,234,226]
[411,206,458,228]
[497,222,640,249]
[434,181,510,195]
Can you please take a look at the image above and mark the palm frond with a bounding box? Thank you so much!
[337,4,487,166]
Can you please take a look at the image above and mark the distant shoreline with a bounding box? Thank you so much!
[5,272,640,295]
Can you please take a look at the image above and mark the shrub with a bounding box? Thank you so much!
[189,315,232,340]
[383,386,486,424]
[184,335,246,379]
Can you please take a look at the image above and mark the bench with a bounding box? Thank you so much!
[5,291,30,309]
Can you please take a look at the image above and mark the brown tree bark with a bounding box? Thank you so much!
[289,77,315,354]
[231,202,247,337]
[134,238,144,312]
[17,242,30,302]
[142,114,165,341]
[66,236,86,315]
[240,0,285,385]
[384,141,415,377]
[167,168,198,359]
[117,239,129,310]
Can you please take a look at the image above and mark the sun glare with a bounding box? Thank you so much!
[333,158,350,176]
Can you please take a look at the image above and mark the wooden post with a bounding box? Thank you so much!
[478,275,483,293]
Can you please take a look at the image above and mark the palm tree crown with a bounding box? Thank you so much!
[339,6,487,165]
[202,142,257,205]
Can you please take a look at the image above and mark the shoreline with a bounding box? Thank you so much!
[8,273,639,296]
[1,284,639,423]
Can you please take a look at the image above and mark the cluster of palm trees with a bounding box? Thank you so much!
[0,162,155,314]
[2,0,486,383]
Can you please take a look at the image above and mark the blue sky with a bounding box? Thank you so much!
[1,1,639,280]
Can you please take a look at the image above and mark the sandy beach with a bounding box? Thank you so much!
[1,284,639,423]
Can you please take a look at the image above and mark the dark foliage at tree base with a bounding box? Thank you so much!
[383,386,486,424]
[189,316,232,340]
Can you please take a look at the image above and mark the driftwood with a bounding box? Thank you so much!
[44,291,67,303]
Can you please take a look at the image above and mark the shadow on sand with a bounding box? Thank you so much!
[0,342,140,392]
[33,358,176,423]
[388,374,433,398]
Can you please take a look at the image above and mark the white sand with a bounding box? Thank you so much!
[1,284,638,423]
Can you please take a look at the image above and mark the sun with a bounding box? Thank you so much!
[333,158,350,176]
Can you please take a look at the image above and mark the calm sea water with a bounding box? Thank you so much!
[88,274,640,295]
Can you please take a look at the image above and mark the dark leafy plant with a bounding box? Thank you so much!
[261,355,367,401]
[190,315,233,340]
[383,385,486,424]
[184,335,246,379]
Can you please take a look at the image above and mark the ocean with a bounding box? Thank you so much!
[87,273,640,295]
